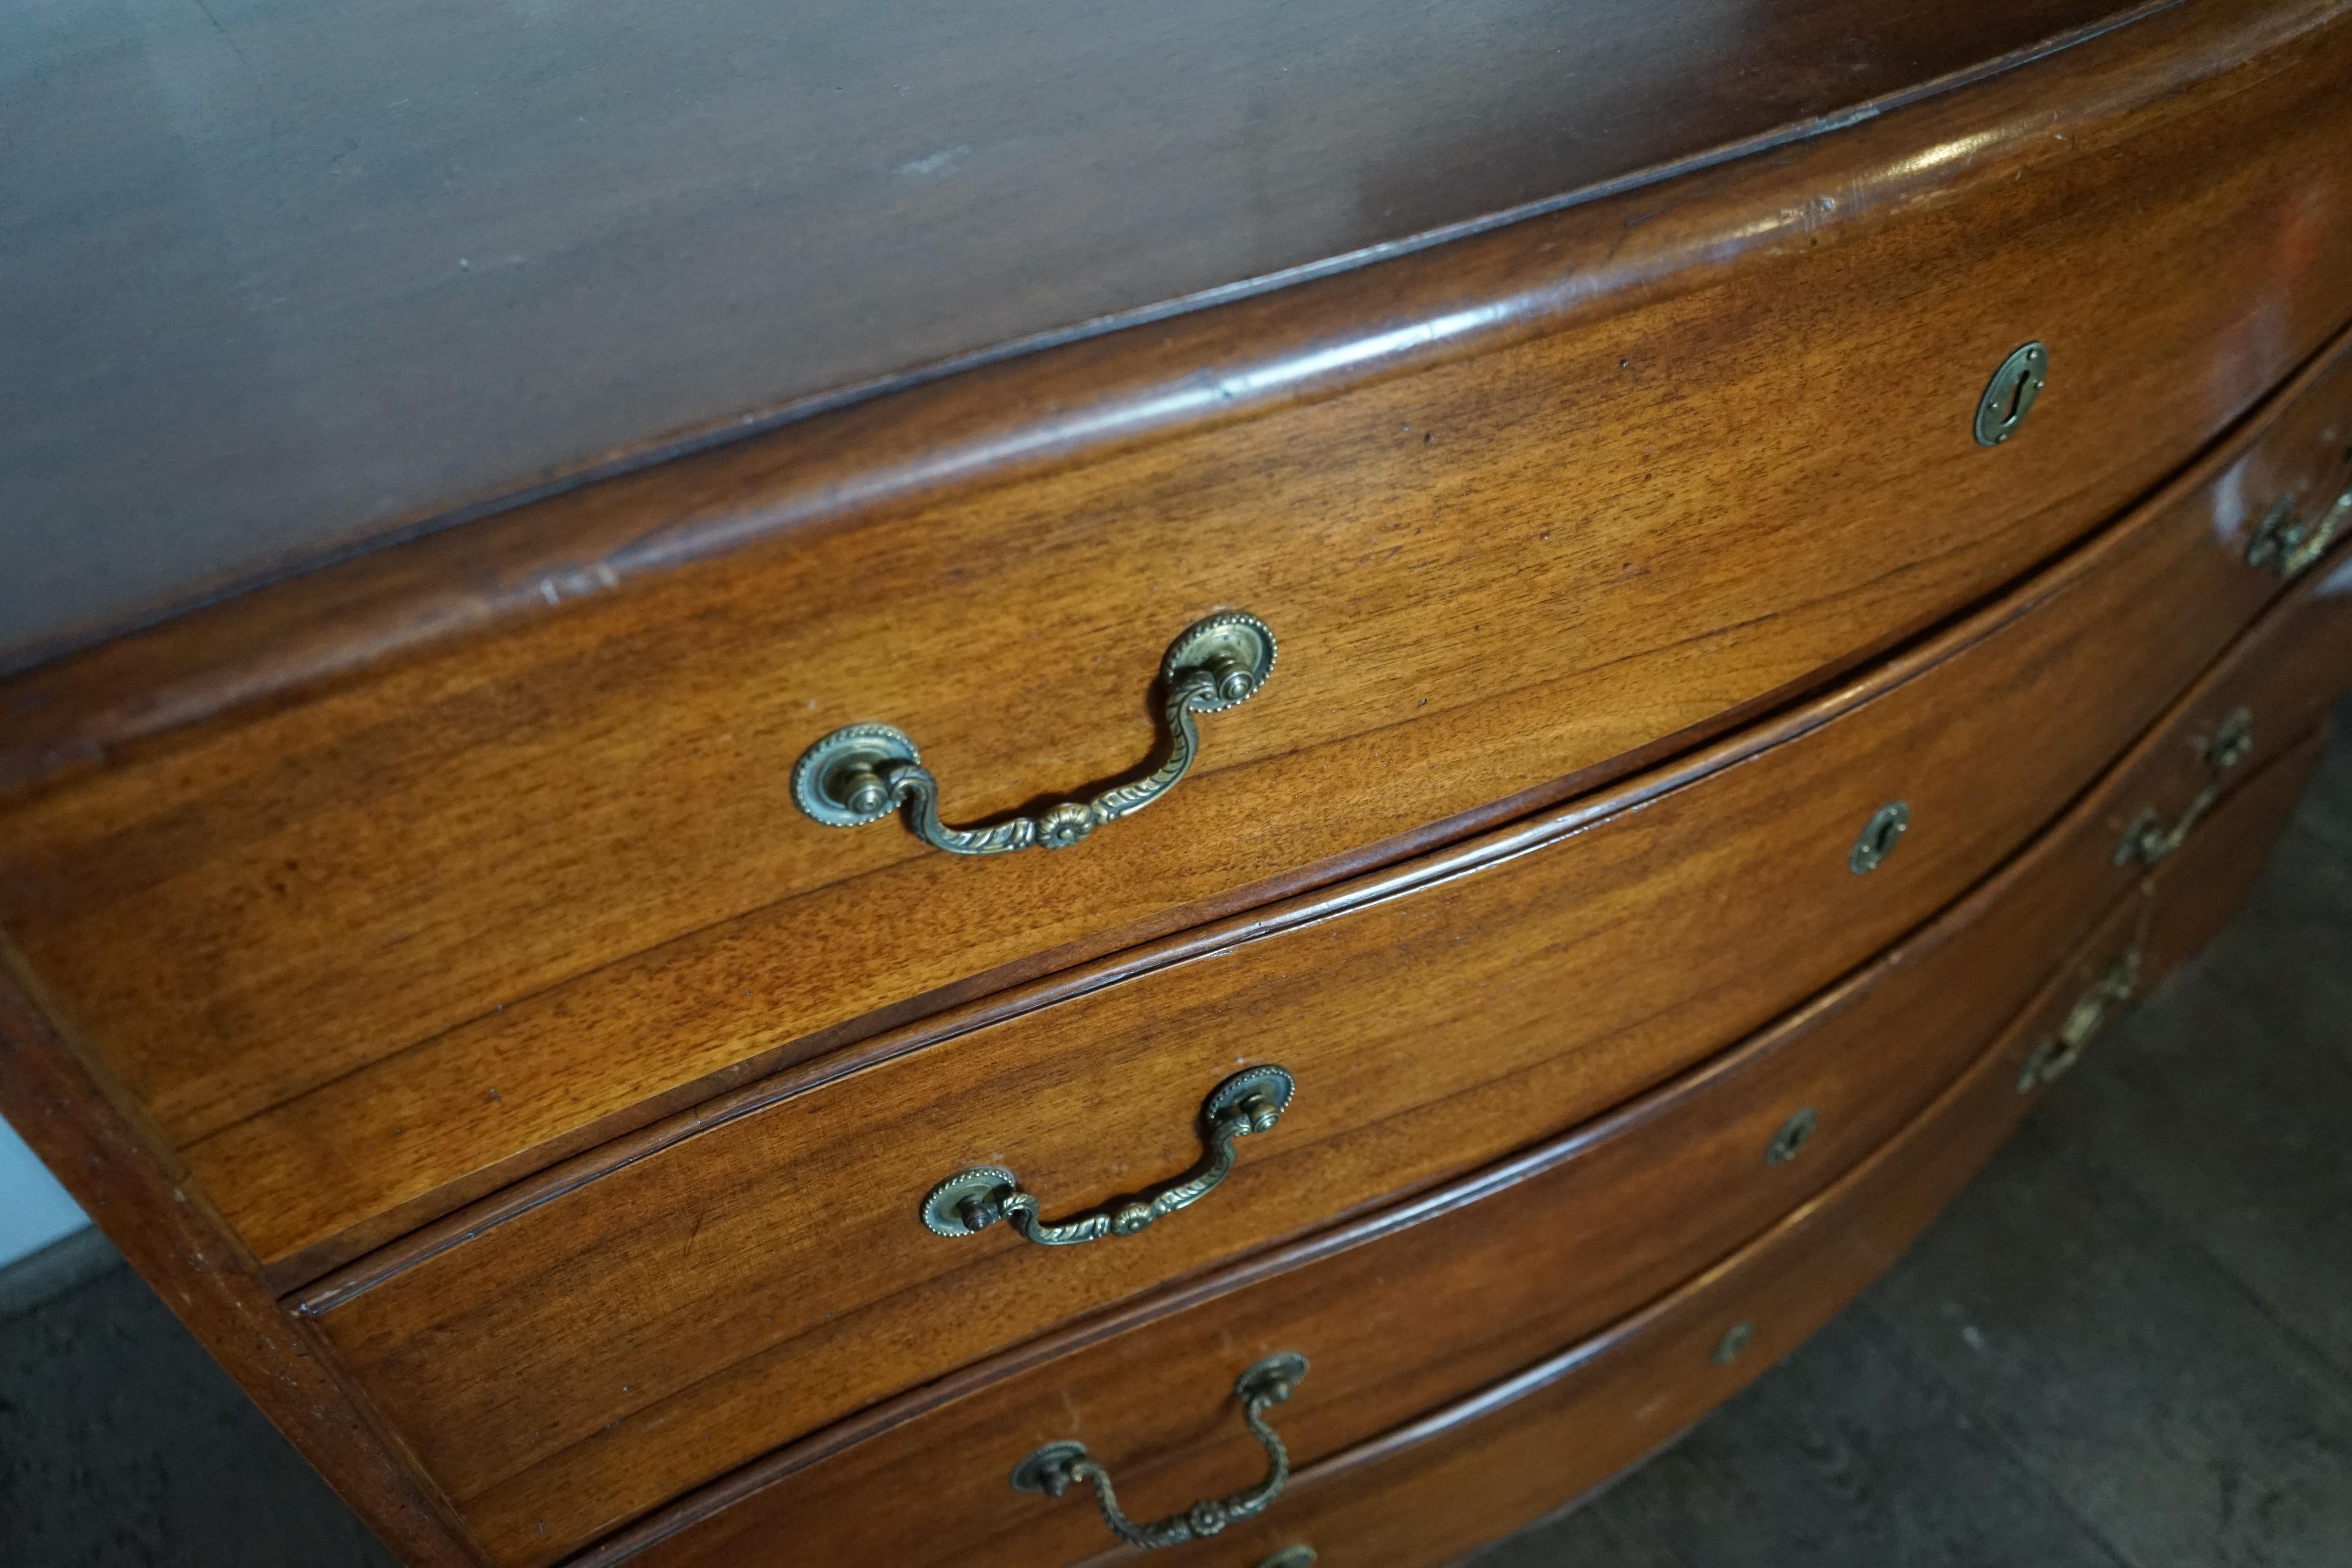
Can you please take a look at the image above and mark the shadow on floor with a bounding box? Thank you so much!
[5,703,2349,1568]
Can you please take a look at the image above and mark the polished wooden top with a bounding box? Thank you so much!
[3,0,2150,664]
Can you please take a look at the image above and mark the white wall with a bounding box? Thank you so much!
[0,1112,89,1267]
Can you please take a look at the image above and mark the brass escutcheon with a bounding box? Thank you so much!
[1849,801,1911,875]
[1974,341,2049,446]
[1766,1107,1819,1166]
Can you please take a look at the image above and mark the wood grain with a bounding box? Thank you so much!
[6,13,2348,1288]
[0,0,2159,664]
[1069,951,2114,1568]
[1083,818,2290,1568]
[300,420,2318,1563]
[223,308,2352,1292]
[555,723,2161,1568]
[2138,724,2335,987]
[4,0,2339,783]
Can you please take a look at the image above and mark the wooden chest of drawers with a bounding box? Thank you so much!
[4,1,2350,1564]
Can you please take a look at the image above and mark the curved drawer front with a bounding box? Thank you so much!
[2138,716,2343,989]
[306,414,2325,1564]
[591,732,2325,1568]
[1090,739,2323,1568]
[2093,515,2352,882]
[5,4,2350,1279]
[553,734,2180,1568]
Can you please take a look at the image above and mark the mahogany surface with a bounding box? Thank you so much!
[584,728,2347,1568]
[1089,755,2318,1568]
[0,6,2346,1567]
[0,0,2154,663]
[205,310,2352,1289]
[5,9,2348,1292]
[301,440,2328,1563]
[561,719,2187,1568]
[9,0,2340,780]
[1060,890,2161,1568]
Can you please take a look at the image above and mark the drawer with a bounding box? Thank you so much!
[1103,904,2143,1568]
[5,13,2351,1287]
[561,719,2172,1568]
[303,435,2319,1565]
[2096,534,2352,888]
[198,318,2352,1288]
[2137,721,2335,990]
[602,732,2334,1568]
[1098,733,2322,1568]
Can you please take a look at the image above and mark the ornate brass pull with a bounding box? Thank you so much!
[2245,486,2350,579]
[1010,1353,1307,1548]
[2114,706,2253,868]
[921,1066,1295,1244]
[791,611,1277,855]
[2017,950,2139,1092]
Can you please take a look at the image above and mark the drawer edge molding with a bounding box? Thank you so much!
[1097,734,2335,1568]
[1074,1035,2034,1568]
[0,0,2328,796]
[284,319,2352,1309]
[519,754,2173,1561]
[545,731,2328,1568]
[561,835,2122,1568]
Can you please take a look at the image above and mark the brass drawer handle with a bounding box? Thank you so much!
[791,611,1277,855]
[2244,486,2350,579]
[1010,1352,1307,1548]
[2114,706,2253,868]
[922,1066,1294,1244]
[2018,949,2139,1092]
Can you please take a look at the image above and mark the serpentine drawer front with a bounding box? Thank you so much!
[575,731,2325,1568]
[1118,735,2330,1568]
[1140,749,2314,1568]
[4,7,2352,1568]
[4,0,2350,1305]
[541,725,2227,1568]
[300,423,2338,1564]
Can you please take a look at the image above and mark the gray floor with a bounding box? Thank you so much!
[5,704,2348,1568]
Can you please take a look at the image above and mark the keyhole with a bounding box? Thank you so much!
[1766,1106,1819,1165]
[1849,801,1911,874]
[1974,341,2048,446]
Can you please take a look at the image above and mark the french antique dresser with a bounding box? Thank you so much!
[5,0,2351,1563]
